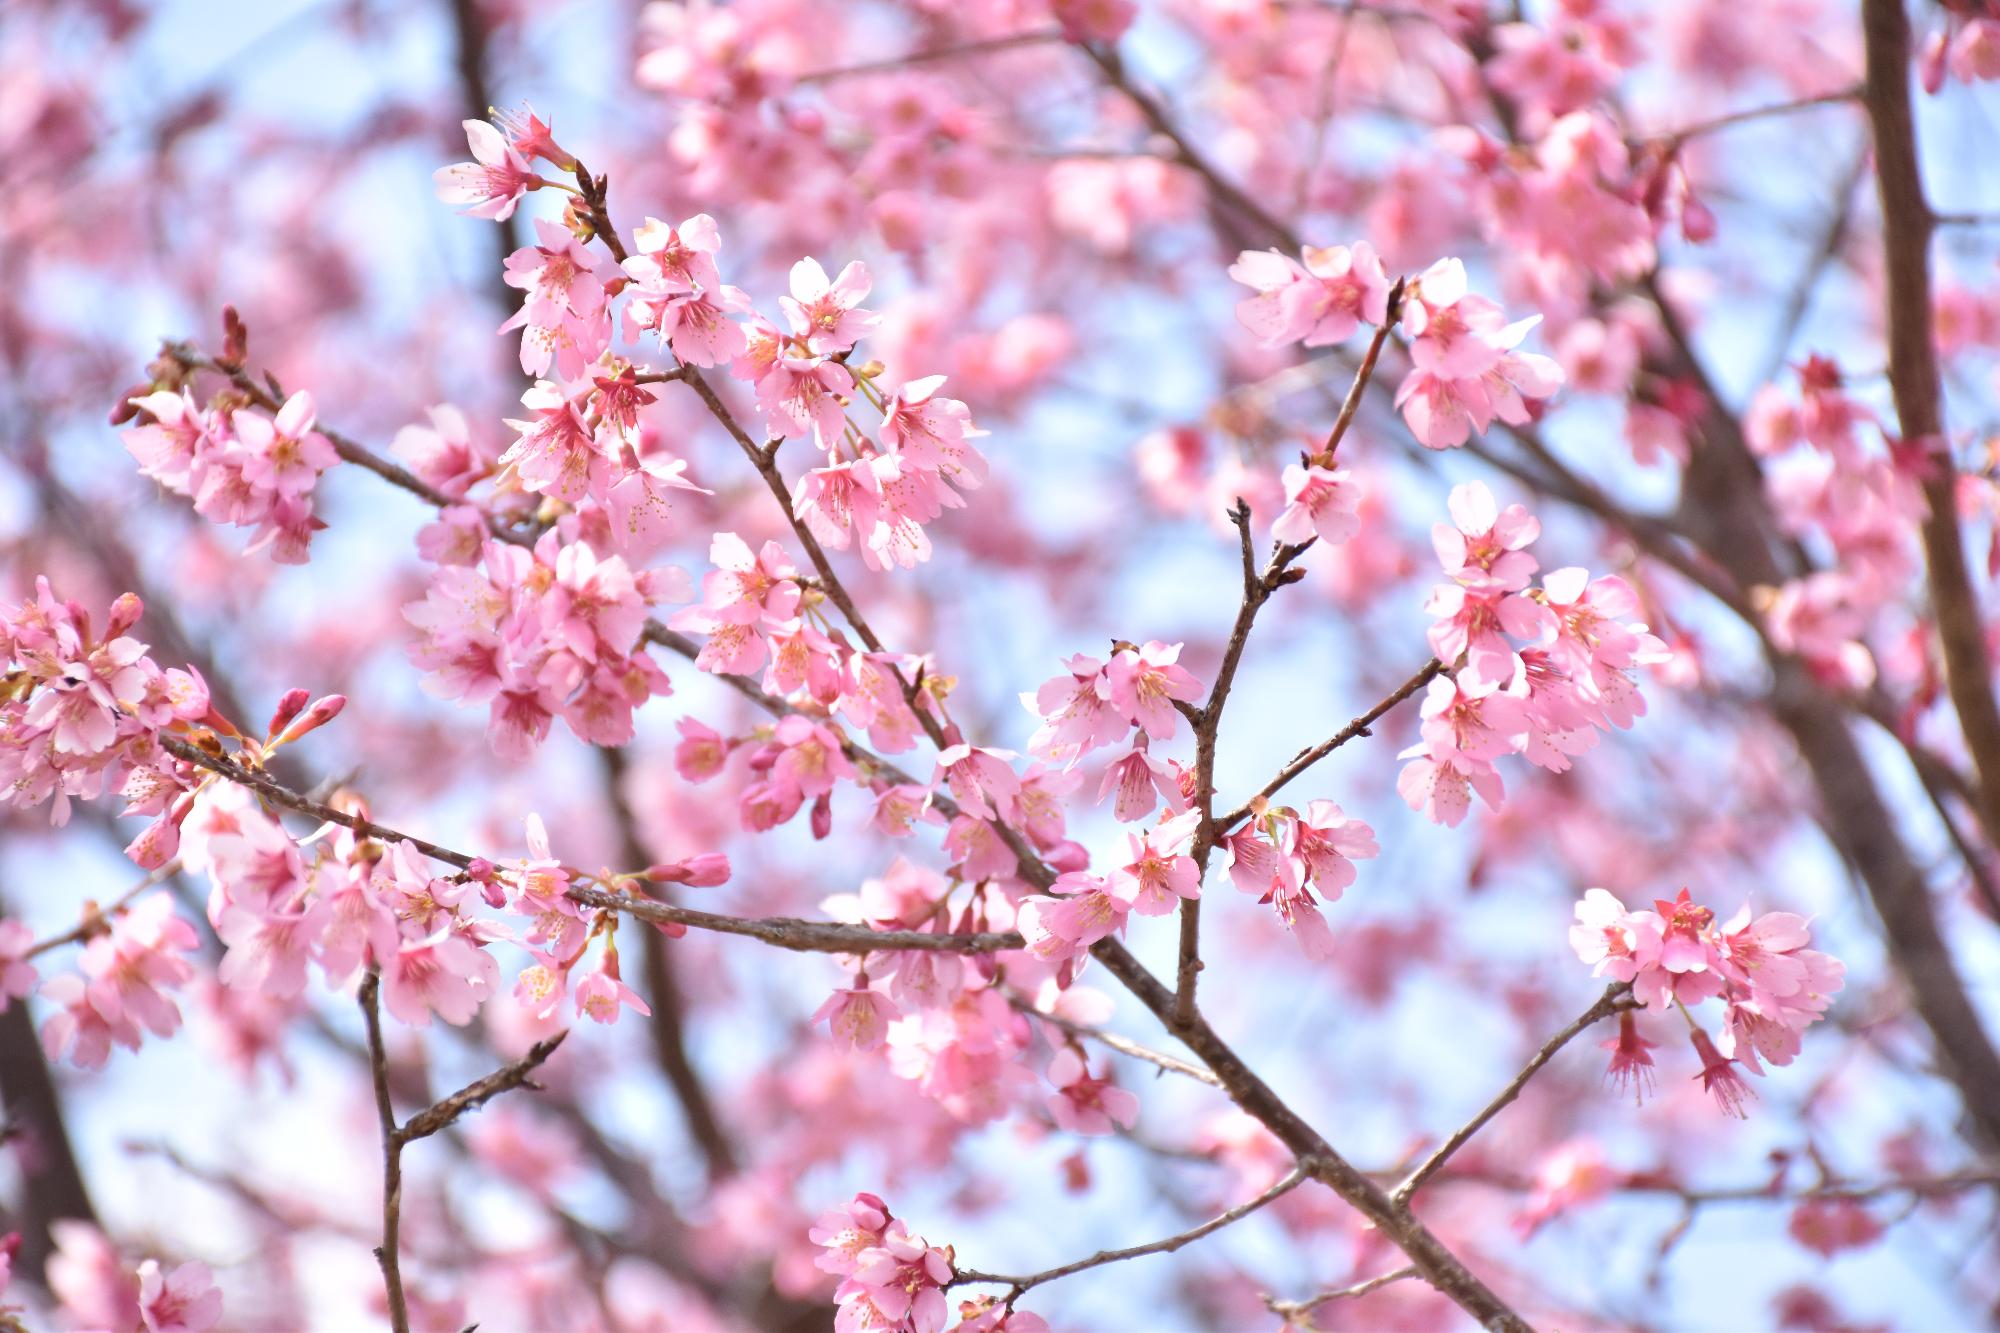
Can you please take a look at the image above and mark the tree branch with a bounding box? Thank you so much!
[359,968,565,1330]
[1014,996,1225,1087]
[1216,659,1444,833]
[359,971,411,1333]
[1394,984,1631,1204]
[1861,0,2000,862]
[1265,1264,1419,1324]
[952,1163,1313,1295]
[156,736,1026,955]
[399,1030,568,1143]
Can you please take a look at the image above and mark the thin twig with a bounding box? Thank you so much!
[1321,289,1403,456]
[1176,502,1315,1025]
[26,860,183,958]
[1265,1264,1419,1323]
[1216,659,1444,833]
[951,1163,1313,1295]
[1393,984,1630,1204]
[1015,996,1225,1087]
[400,1030,567,1142]
[795,28,1065,83]
[1645,84,1862,148]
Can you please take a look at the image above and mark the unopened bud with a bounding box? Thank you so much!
[274,694,346,745]
[106,592,145,639]
[108,383,154,425]
[644,853,731,888]
[220,305,248,366]
[266,688,311,739]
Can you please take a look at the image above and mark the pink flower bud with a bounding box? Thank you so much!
[1680,193,1717,244]
[676,853,730,887]
[811,791,833,840]
[104,592,145,640]
[266,688,311,739]
[274,694,347,744]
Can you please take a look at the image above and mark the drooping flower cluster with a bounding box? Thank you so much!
[1400,482,1668,826]
[1220,800,1379,958]
[815,860,1045,1125]
[40,893,202,1070]
[784,360,991,571]
[403,527,677,754]
[1228,248,1562,449]
[1921,10,2000,91]
[1571,886,1845,1116]
[122,387,340,563]
[0,581,207,840]
[809,1193,955,1333]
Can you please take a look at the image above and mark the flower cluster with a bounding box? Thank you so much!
[784,362,990,572]
[1747,355,1922,691]
[503,217,618,380]
[1017,807,1204,968]
[1022,641,1203,778]
[445,110,992,576]
[123,387,340,563]
[1399,482,1668,826]
[0,581,207,840]
[1220,800,1378,958]
[434,112,564,221]
[187,788,502,1029]
[403,527,676,754]
[815,861,1044,1125]
[809,1192,955,1333]
[1571,886,1845,1116]
[1228,249,1562,449]
[40,893,201,1070]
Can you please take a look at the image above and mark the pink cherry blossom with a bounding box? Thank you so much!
[434,118,540,221]
[781,257,879,356]
[1271,461,1362,546]
[1046,1046,1140,1135]
[813,985,900,1051]
[136,1258,224,1333]
[1104,641,1202,741]
[1112,809,1202,915]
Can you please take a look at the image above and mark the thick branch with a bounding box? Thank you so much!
[1090,938,1528,1329]
[1861,0,2000,859]
[0,927,98,1280]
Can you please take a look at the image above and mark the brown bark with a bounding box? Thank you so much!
[1861,0,2000,857]
[0,968,97,1280]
